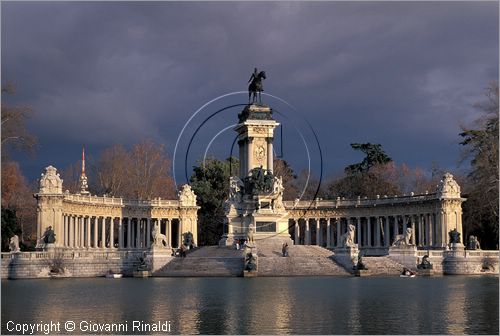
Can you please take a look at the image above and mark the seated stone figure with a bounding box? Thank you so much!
[245,252,257,271]
[468,235,481,250]
[340,224,356,248]
[392,228,413,247]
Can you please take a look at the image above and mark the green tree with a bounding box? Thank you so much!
[1,208,21,251]
[460,81,499,249]
[190,157,238,245]
[326,143,398,198]
[345,143,392,175]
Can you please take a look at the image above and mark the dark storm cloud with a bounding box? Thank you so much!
[1,1,498,181]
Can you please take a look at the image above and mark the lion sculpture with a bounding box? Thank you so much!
[152,222,168,248]
[340,224,356,248]
[392,228,413,247]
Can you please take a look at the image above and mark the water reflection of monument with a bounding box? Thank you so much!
[220,101,291,247]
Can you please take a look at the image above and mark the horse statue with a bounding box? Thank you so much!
[152,222,168,248]
[248,68,266,104]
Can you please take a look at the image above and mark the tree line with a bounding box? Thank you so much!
[1,82,498,249]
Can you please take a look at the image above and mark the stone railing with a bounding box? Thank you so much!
[63,193,179,207]
[417,250,499,258]
[284,192,439,209]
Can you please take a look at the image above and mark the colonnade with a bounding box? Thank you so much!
[290,212,456,250]
[60,215,182,249]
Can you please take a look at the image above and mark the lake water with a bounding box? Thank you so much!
[2,276,498,334]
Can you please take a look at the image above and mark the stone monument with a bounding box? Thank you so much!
[334,224,360,271]
[220,70,292,248]
[389,227,418,268]
[9,235,20,253]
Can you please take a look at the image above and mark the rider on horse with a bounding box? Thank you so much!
[248,67,266,104]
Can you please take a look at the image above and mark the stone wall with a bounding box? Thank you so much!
[1,250,146,279]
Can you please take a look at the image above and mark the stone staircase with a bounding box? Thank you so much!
[361,256,407,276]
[257,245,351,276]
[154,246,244,277]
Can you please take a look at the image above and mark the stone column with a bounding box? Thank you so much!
[167,219,171,247]
[315,218,320,246]
[110,217,115,249]
[127,218,132,248]
[118,218,123,249]
[393,215,398,241]
[384,216,390,247]
[418,214,423,247]
[357,217,362,247]
[247,138,253,175]
[86,217,91,248]
[295,219,300,245]
[146,218,151,248]
[68,216,73,248]
[327,218,331,248]
[336,218,341,247]
[267,138,273,172]
[136,219,141,248]
[428,213,433,248]
[178,219,183,248]
[238,140,244,177]
[101,217,106,248]
[80,217,84,248]
[376,217,381,247]
[93,217,98,248]
[366,217,371,247]
[62,215,66,247]
[74,217,79,248]
[70,216,74,247]
[410,215,416,245]
[403,215,408,233]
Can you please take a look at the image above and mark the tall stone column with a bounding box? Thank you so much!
[74,217,79,248]
[238,140,244,177]
[110,217,115,249]
[118,218,123,249]
[366,217,371,247]
[136,219,141,248]
[127,218,132,249]
[71,216,74,247]
[403,215,408,233]
[315,218,320,246]
[295,219,300,245]
[93,217,98,248]
[167,219,171,247]
[267,138,273,172]
[384,216,390,247]
[336,218,341,247]
[146,218,151,248]
[80,217,84,248]
[101,217,106,248]
[357,217,362,247]
[327,218,331,248]
[376,217,381,247]
[410,215,416,245]
[418,214,424,247]
[62,215,66,247]
[86,216,91,249]
[178,219,183,248]
[393,215,398,241]
[246,138,253,175]
[428,213,433,248]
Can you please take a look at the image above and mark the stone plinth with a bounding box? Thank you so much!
[417,268,434,277]
[450,243,465,251]
[149,247,174,274]
[333,246,359,271]
[133,270,151,278]
[388,245,418,269]
[354,269,370,277]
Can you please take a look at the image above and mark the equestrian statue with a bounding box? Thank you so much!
[248,67,266,104]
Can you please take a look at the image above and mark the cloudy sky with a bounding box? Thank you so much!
[2,1,498,185]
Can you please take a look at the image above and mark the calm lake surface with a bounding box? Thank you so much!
[2,276,498,334]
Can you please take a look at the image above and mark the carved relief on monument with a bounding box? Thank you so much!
[436,172,461,199]
[179,184,197,207]
[39,166,63,194]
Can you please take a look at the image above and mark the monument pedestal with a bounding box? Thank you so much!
[333,246,359,271]
[388,245,418,269]
[354,269,370,277]
[149,246,174,274]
